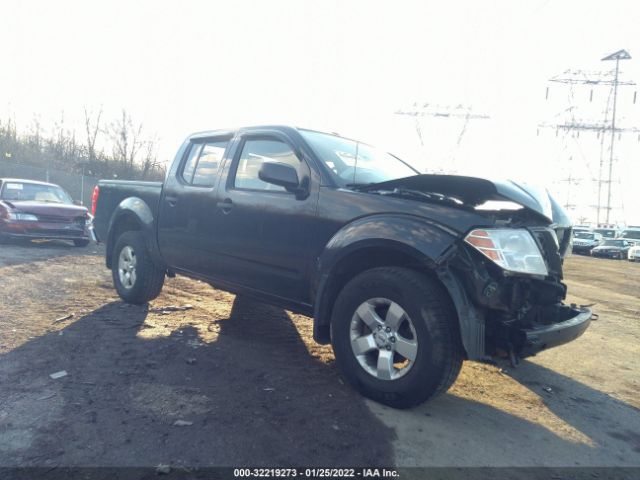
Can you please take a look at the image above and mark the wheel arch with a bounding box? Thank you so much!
[106,197,164,270]
[313,215,453,330]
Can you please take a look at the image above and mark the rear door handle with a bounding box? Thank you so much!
[165,196,178,207]
[219,198,233,214]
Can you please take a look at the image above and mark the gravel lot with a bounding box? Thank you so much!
[0,240,638,469]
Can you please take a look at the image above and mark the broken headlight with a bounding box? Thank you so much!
[465,228,548,276]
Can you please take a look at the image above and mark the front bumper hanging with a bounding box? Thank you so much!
[519,306,592,357]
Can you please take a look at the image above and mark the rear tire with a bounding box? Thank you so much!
[73,239,90,247]
[112,231,165,304]
[331,267,463,409]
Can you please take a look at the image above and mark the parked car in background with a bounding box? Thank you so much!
[628,243,640,262]
[92,125,591,408]
[0,178,92,247]
[591,239,633,260]
[572,231,604,254]
[594,228,618,239]
[618,228,640,243]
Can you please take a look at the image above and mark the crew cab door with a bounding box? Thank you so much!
[157,135,231,273]
[210,131,320,304]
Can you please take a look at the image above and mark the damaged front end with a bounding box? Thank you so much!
[357,173,591,361]
[446,223,591,362]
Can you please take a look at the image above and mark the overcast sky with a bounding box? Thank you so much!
[2,0,639,224]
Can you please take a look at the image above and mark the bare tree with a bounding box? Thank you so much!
[139,135,161,179]
[109,109,144,168]
[1,108,163,181]
[84,107,103,163]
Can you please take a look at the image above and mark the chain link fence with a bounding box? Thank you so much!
[0,159,99,207]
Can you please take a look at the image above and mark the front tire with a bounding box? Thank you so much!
[112,231,165,304]
[331,267,463,409]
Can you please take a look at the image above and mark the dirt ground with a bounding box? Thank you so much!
[0,241,638,468]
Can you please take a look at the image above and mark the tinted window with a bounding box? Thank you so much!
[595,229,616,238]
[192,141,227,186]
[603,240,627,247]
[620,230,640,240]
[234,139,299,191]
[181,143,202,183]
[574,232,594,240]
[181,140,228,186]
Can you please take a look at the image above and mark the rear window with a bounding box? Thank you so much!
[181,140,229,187]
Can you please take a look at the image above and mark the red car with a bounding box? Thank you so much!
[0,178,92,247]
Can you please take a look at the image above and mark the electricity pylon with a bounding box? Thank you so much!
[539,49,636,225]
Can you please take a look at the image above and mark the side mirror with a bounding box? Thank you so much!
[259,162,299,192]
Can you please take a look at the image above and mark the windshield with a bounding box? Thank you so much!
[619,230,640,240]
[300,130,418,186]
[0,181,73,204]
[574,232,595,240]
[594,229,616,238]
[603,240,626,247]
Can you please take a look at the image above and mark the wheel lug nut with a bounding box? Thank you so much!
[377,325,383,330]
[385,327,391,333]
[386,345,391,351]
[390,337,396,343]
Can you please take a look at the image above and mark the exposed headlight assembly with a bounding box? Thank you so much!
[465,228,548,276]
[8,212,38,221]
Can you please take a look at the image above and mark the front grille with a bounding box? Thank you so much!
[34,214,70,223]
[25,228,85,237]
[33,215,85,225]
[531,227,563,279]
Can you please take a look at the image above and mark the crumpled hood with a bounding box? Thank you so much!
[358,174,572,227]
[1,200,88,218]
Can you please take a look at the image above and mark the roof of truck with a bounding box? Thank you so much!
[187,125,303,141]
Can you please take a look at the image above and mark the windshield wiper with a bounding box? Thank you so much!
[365,186,463,205]
[344,182,376,189]
[388,187,436,200]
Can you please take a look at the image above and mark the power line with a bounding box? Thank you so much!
[395,103,490,172]
[539,49,636,226]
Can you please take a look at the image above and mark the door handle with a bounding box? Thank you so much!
[219,198,233,214]
[165,196,178,207]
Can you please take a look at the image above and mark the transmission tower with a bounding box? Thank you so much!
[395,103,490,171]
[539,49,637,225]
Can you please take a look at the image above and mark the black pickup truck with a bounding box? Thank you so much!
[92,125,591,408]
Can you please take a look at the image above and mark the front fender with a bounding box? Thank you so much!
[312,214,487,359]
[313,214,457,331]
[317,214,458,278]
[106,197,164,269]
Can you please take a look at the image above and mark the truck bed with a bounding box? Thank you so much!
[93,180,163,242]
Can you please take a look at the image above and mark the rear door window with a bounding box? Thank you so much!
[181,144,202,183]
[181,139,229,187]
[192,141,228,187]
